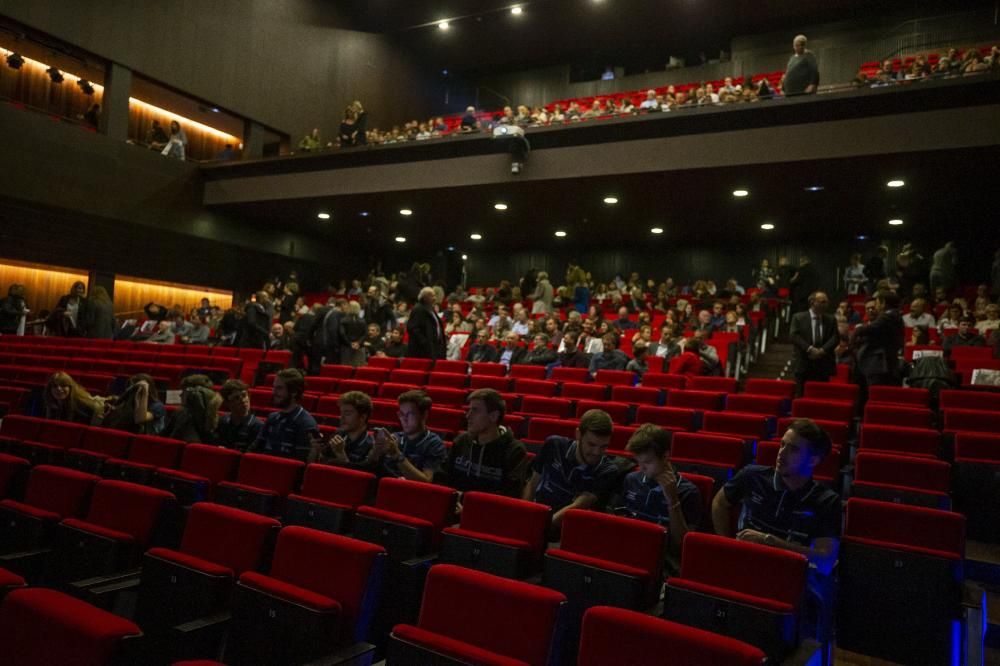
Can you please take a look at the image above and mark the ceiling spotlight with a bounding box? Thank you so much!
[494,203,508,210]
[651,227,664,234]
[46,67,64,83]
[760,223,775,230]
[603,196,618,204]
[359,211,370,217]
[856,234,868,240]
[511,6,523,14]
[888,219,904,226]
[470,233,483,240]
[6,52,24,69]
[805,185,824,192]
[399,209,413,216]
[317,213,330,220]
[554,230,567,237]
[733,189,749,197]
[77,79,95,95]
[395,236,407,243]
[211,107,220,113]
[447,246,455,251]
[887,180,905,188]
[461,254,468,260]
[438,20,450,30]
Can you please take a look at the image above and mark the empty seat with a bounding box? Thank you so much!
[0,465,99,554]
[390,564,567,666]
[666,389,725,412]
[610,385,662,406]
[863,403,933,428]
[575,399,630,424]
[305,376,338,394]
[215,453,305,516]
[10,420,86,466]
[136,503,281,633]
[468,374,511,391]
[353,366,390,383]
[702,411,772,442]
[790,398,853,424]
[377,382,420,400]
[524,418,578,450]
[579,606,767,666]
[0,587,142,666]
[102,434,186,484]
[687,376,738,393]
[664,532,808,660]
[867,386,930,407]
[594,369,634,386]
[426,407,466,438]
[939,389,1000,412]
[440,491,551,578]
[943,408,1000,435]
[953,432,1000,543]
[634,405,697,431]
[514,378,559,397]
[837,498,966,665]
[0,453,29,498]
[551,367,590,383]
[399,358,433,371]
[544,509,666,611]
[469,362,506,377]
[423,385,468,408]
[641,373,687,390]
[725,393,785,417]
[744,379,796,400]
[154,444,241,505]
[670,432,746,488]
[519,395,574,419]
[63,426,133,474]
[49,480,175,582]
[366,356,399,370]
[859,424,941,458]
[337,379,380,395]
[285,464,376,534]
[803,381,859,406]
[427,371,468,389]
[852,451,950,509]
[434,360,469,375]
[225,527,387,664]
[0,414,45,449]
[354,478,458,559]
[560,381,607,400]
[509,365,546,380]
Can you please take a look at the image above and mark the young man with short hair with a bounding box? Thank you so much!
[366,390,446,482]
[621,424,701,565]
[944,314,986,354]
[522,409,620,533]
[216,379,263,452]
[435,389,528,498]
[249,368,320,461]
[310,390,374,466]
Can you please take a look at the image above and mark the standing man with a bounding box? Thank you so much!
[781,34,819,95]
[789,291,838,395]
[853,291,905,390]
[789,256,820,313]
[407,287,446,359]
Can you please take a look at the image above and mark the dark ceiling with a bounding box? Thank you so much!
[335,0,982,75]
[212,145,1000,256]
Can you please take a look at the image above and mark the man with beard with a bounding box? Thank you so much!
[248,369,320,461]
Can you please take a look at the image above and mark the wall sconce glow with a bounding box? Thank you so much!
[603,196,618,204]
[394,236,407,243]
[554,230,567,237]
[887,180,905,188]
[760,223,775,230]
[511,6,523,14]
[650,227,664,234]
[494,203,508,210]
[399,209,413,216]
[733,189,749,197]
[470,233,483,240]
[317,213,330,220]
[888,219,904,226]
[438,20,450,30]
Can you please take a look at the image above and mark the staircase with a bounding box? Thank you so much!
[745,342,795,382]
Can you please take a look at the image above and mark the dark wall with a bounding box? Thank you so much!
[0,0,434,141]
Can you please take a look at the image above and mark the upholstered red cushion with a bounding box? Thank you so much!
[442,527,532,551]
[392,624,528,666]
[147,546,234,578]
[179,503,280,575]
[357,506,434,531]
[61,518,134,544]
[83,480,173,545]
[0,566,25,591]
[457,492,550,555]
[0,498,60,523]
[845,498,964,560]
[546,548,650,579]
[667,577,796,614]
[239,571,341,613]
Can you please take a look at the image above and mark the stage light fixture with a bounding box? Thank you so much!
[47,67,64,83]
[399,209,413,216]
[494,203,508,210]
[603,196,618,204]
[887,180,905,188]
[5,52,24,69]
[651,227,664,234]
[395,236,407,242]
[77,79,95,95]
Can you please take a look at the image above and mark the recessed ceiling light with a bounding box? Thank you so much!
[888,218,904,226]
[461,254,468,260]
[733,189,749,197]
[650,227,664,234]
[603,196,618,204]
[554,230,567,237]
[805,185,824,192]
[856,235,868,240]
[317,213,330,220]
[447,246,455,251]
[359,211,370,217]
[395,236,407,242]
[511,6,523,14]
[470,233,483,240]
[399,209,413,216]
[438,20,450,30]
[887,180,905,188]
[494,203,508,210]
[760,223,775,230]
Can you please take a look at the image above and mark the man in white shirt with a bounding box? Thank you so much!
[902,298,936,329]
[638,89,659,111]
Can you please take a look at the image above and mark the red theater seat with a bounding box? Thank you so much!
[0,453,29,498]
[102,434,186,484]
[687,376,738,393]
[285,464,376,534]
[863,403,934,428]
[595,369,635,386]
[215,453,305,516]
[427,371,468,389]
[552,367,590,383]
[852,451,950,509]
[0,464,99,554]
[725,393,785,417]
[154,443,241,505]
[470,362,506,377]
[509,365,546,380]
[519,395,574,419]
[859,423,941,458]
[399,358,433,371]
[943,408,1000,435]
[939,389,1000,412]
[867,386,930,407]
[515,378,559,397]
[670,432,745,488]
[790,398,853,424]
[576,399,630,424]
[635,405,698,431]
[611,385,663,406]
[642,373,687,390]
[666,389,725,412]
[953,432,1000,543]
[744,379,796,399]
[803,381,859,407]
[354,478,458,559]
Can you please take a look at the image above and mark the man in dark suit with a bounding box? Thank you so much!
[789,291,838,395]
[406,287,446,359]
[853,290,905,391]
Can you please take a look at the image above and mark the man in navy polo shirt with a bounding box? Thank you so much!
[366,390,446,482]
[522,409,621,535]
[248,368,320,461]
[309,390,373,466]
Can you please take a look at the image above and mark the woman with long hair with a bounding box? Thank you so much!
[43,372,105,424]
[86,285,116,339]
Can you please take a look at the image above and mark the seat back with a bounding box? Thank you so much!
[575,399,629,424]
[128,435,186,468]
[427,372,468,389]
[939,389,1000,412]
[235,453,304,496]
[859,424,940,458]
[864,403,933,428]
[610,385,662,406]
[844,497,965,558]
[594,369,634,386]
[687,376,738,393]
[35,420,86,449]
[376,478,457,532]
[672,433,745,469]
[803,381,859,406]
[181,503,281,574]
[560,382,607,400]
[416,564,567,666]
[469,362,506,377]
[559,509,666,579]
[77,427,132,458]
[666,389,724,411]
[459,492,551,556]
[868,386,930,407]
[510,365,546,380]
[514,378,559,397]
[179,444,241,485]
[725,394,784,417]
[84,480,174,545]
[853,451,950,493]
[579,607,767,666]
[635,405,697,431]
[943,408,1000,435]
[520,396,573,418]
[551,367,589,383]
[23,465,99,519]
[299,464,375,508]
[790,398,853,424]
[0,414,45,441]
[743,379,795,399]
[526,417,577,442]
[702,411,771,441]
[642,373,687,390]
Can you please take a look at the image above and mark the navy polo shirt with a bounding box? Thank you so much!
[723,465,841,545]
[216,412,264,452]
[531,436,620,512]
[251,406,319,461]
[622,471,702,530]
[378,429,447,478]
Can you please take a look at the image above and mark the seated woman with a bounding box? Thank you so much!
[164,379,222,444]
[43,372,106,425]
[103,374,167,435]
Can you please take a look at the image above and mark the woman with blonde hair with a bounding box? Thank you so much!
[43,371,106,424]
[350,100,368,145]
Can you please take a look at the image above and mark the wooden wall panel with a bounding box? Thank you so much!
[113,278,233,317]
[0,47,103,126]
[0,261,89,315]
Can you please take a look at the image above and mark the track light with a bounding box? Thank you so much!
[77,79,95,95]
[46,67,64,83]
[5,52,24,70]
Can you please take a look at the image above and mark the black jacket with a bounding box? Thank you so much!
[854,309,904,379]
[407,303,446,359]
[789,310,839,377]
[435,427,529,497]
[240,302,270,349]
[0,295,28,334]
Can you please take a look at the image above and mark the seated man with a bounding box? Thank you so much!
[522,409,620,535]
[620,424,701,570]
[556,329,591,368]
[467,329,499,363]
[520,333,558,366]
[498,331,526,368]
[183,317,211,345]
[309,391,374,466]
[268,322,290,350]
[943,315,985,355]
[248,369,320,461]
[902,298,936,329]
[365,390,446,482]
[144,320,176,344]
[711,418,840,641]
[216,379,263,452]
[588,332,629,376]
[612,306,637,331]
[435,389,529,499]
[382,327,408,358]
[648,323,682,361]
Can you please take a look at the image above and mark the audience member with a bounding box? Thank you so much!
[589,332,629,375]
[789,291,838,394]
[248,368,320,461]
[365,390,446,481]
[104,374,166,435]
[309,390,373,466]
[782,34,819,95]
[42,371,105,424]
[903,298,936,328]
[853,291,905,388]
[0,284,29,335]
[164,380,222,444]
[216,379,263,452]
